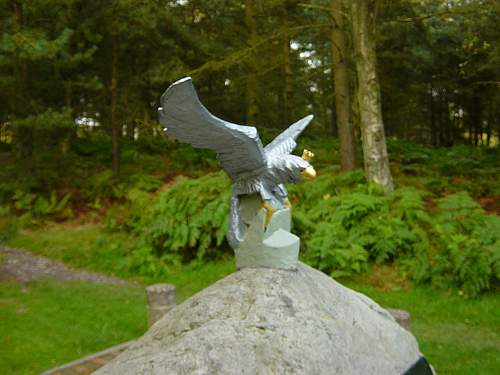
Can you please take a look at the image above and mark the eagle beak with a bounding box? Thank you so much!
[301,166,316,181]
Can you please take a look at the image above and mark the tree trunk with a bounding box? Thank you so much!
[471,91,481,146]
[245,0,258,125]
[441,91,453,146]
[350,0,393,192]
[13,1,28,111]
[429,83,437,146]
[14,1,28,86]
[111,34,120,175]
[282,1,293,126]
[384,95,391,138]
[331,0,357,171]
[486,99,492,146]
[319,50,332,133]
[12,1,32,171]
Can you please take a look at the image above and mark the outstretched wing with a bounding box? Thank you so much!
[159,77,267,180]
[264,115,314,158]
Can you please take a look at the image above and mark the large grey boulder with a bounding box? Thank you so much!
[96,263,423,375]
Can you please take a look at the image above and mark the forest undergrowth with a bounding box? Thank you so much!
[1,135,499,296]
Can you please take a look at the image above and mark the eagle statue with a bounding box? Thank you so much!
[159,77,316,250]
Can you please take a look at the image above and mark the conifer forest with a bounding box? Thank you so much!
[0,1,499,374]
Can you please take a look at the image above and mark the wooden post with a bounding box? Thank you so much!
[146,284,176,327]
[386,308,411,332]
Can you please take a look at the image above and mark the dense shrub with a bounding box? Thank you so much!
[127,173,231,275]
[290,174,431,277]
[125,169,499,296]
[2,130,498,295]
[9,190,72,221]
[291,175,500,297]
[429,193,500,296]
[388,139,500,196]
[11,109,75,191]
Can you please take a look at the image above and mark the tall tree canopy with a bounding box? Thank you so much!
[0,0,498,185]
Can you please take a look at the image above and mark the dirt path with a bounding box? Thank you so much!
[0,246,132,285]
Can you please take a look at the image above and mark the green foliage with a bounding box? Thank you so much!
[0,27,73,61]
[128,173,163,192]
[128,173,231,272]
[0,219,18,245]
[307,222,369,278]
[2,128,498,297]
[33,192,72,217]
[11,190,72,219]
[390,140,500,197]
[80,170,162,203]
[9,108,75,193]
[14,108,75,131]
[429,193,500,296]
[0,205,10,217]
[291,173,499,296]
[72,132,113,162]
[118,164,499,296]
[292,176,429,279]
[83,170,115,201]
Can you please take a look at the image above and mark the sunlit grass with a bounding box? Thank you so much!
[0,280,147,375]
[344,283,500,375]
[3,222,499,374]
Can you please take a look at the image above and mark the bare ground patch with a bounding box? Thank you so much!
[0,246,132,285]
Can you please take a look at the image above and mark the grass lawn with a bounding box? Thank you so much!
[2,221,499,374]
[0,280,147,375]
[345,283,500,375]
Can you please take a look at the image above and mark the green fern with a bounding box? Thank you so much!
[428,192,500,296]
[123,169,499,296]
[131,172,231,263]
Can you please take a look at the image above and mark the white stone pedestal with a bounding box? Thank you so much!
[234,208,299,270]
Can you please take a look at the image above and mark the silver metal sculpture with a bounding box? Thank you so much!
[159,77,316,268]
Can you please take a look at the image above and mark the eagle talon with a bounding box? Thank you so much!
[283,198,292,209]
[262,201,276,227]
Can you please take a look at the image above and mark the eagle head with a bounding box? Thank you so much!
[269,154,316,184]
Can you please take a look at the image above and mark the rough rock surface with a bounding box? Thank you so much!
[95,263,421,375]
